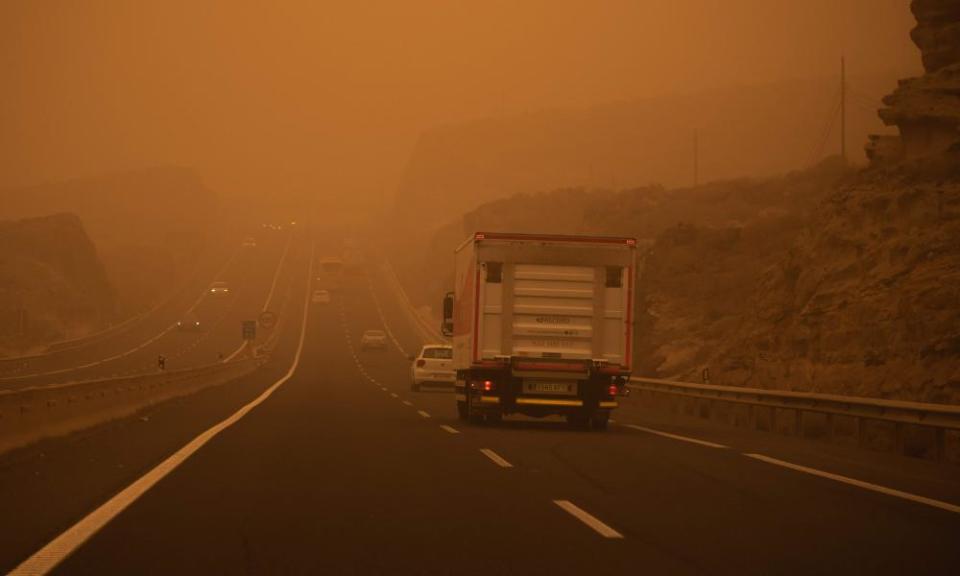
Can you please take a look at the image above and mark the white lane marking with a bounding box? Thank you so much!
[417,410,431,419]
[624,424,727,449]
[261,229,294,313]
[364,275,409,357]
[440,425,460,435]
[553,500,624,539]
[744,453,960,515]
[401,400,413,406]
[390,392,398,398]
[479,448,512,468]
[9,241,316,576]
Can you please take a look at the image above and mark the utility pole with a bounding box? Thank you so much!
[840,56,847,163]
[693,129,699,187]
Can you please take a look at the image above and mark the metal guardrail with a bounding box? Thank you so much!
[629,376,960,462]
[0,358,263,454]
[380,259,447,345]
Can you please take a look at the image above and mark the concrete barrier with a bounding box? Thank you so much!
[0,359,263,455]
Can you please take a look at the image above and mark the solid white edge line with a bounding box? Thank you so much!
[479,448,512,468]
[743,453,960,515]
[553,500,624,539]
[9,241,315,576]
[624,424,727,449]
[440,425,460,434]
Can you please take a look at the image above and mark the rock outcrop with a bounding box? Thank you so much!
[0,167,218,317]
[0,214,115,353]
[871,0,960,163]
[714,174,960,403]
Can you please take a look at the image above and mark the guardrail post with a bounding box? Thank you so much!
[934,428,945,463]
[894,423,905,457]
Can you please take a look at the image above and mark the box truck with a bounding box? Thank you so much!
[441,232,636,429]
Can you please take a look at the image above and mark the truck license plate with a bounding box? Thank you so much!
[524,380,577,395]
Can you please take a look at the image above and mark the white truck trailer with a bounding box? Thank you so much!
[441,232,637,429]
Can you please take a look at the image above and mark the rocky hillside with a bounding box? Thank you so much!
[0,167,218,316]
[0,214,114,354]
[708,171,960,403]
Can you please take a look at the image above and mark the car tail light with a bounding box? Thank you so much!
[416,359,426,367]
[607,384,618,397]
[483,380,494,392]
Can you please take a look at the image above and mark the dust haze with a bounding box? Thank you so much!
[1,1,918,203]
[2,2,960,574]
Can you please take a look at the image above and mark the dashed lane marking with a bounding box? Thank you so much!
[417,410,431,419]
[390,392,398,398]
[440,425,460,434]
[553,500,624,539]
[624,424,727,449]
[744,453,960,515]
[402,400,413,406]
[479,448,512,468]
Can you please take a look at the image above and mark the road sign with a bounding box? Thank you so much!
[242,320,257,340]
[258,310,278,330]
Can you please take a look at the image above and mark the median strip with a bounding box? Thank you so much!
[10,241,316,576]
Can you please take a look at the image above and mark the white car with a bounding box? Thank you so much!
[360,329,387,350]
[311,289,331,304]
[410,344,454,391]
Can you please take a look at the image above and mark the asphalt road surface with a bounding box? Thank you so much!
[1,234,958,575]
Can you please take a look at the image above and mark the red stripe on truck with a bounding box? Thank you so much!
[475,232,636,245]
[624,266,633,370]
[472,267,481,363]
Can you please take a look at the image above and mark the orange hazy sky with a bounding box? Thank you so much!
[0,1,921,203]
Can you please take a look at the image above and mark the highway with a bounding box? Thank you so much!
[0,228,295,391]
[1,233,959,575]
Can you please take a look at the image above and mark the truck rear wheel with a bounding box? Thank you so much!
[591,412,610,430]
[466,396,485,425]
[566,412,590,430]
[485,410,503,425]
[457,401,468,420]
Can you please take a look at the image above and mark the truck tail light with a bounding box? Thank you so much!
[416,359,426,367]
[607,384,618,397]
[483,380,494,392]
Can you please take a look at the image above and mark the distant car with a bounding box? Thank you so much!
[410,344,454,391]
[312,289,331,304]
[360,329,387,350]
[209,281,230,295]
[242,237,257,247]
[176,313,203,332]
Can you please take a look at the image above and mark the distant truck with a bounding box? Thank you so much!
[442,232,637,430]
[315,257,344,291]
